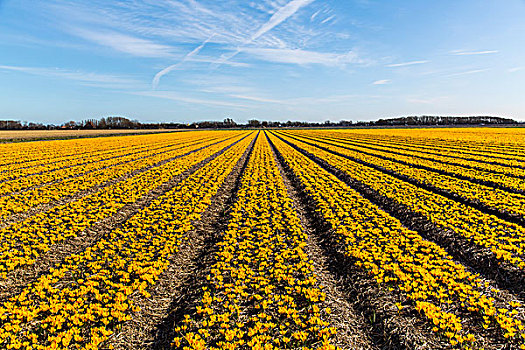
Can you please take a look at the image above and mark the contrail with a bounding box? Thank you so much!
[215,0,315,66]
[152,35,214,89]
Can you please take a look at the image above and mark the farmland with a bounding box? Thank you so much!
[0,128,524,350]
[0,129,177,143]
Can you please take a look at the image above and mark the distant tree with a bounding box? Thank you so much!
[63,121,78,129]
[248,119,261,127]
[223,118,236,127]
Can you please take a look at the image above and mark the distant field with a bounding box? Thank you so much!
[0,128,524,349]
[0,128,176,141]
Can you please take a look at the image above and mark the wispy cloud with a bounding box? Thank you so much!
[133,90,249,109]
[372,79,390,85]
[407,96,450,104]
[219,92,383,105]
[451,50,498,56]
[73,28,176,58]
[242,47,364,66]
[447,69,488,77]
[321,15,336,24]
[217,0,315,65]
[508,67,523,73]
[0,65,139,88]
[152,35,214,89]
[186,56,250,67]
[229,94,286,104]
[250,0,315,42]
[386,60,428,67]
[310,10,321,21]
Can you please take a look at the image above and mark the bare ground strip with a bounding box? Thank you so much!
[268,133,446,350]
[275,133,525,299]
[0,135,249,303]
[106,134,257,350]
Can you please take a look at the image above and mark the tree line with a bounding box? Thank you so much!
[0,115,520,130]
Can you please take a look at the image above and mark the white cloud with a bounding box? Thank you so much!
[508,67,523,73]
[386,60,428,67]
[242,47,363,66]
[372,79,390,85]
[310,10,321,21]
[250,0,315,42]
[451,50,498,56]
[447,69,488,77]
[152,35,214,89]
[320,15,336,24]
[73,28,176,58]
[186,57,251,67]
[133,90,250,109]
[229,94,286,104]
[407,96,450,104]
[217,0,315,65]
[0,65,139,88]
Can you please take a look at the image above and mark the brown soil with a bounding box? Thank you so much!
[105,134,256,350]
[272,132,525,349]
[268,133,379,350]
[0,129,179,142]
[268,133,447,350]
[0,136,233,229]
[0,136,247,302]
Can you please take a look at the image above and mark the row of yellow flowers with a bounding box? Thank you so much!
[277,133,525,271]
[306,130,525,168]
[0,132,247,277]
[269,132,525,349]
[0,134,179,184]
[0,132,255,349]
[0,133,222,197]
[283,131,525,194]
[282,131,525,223]
[320,129,525,159]
[301,131,525,180]
[0,132,183,168]
[174,132,336,350]
[0,133,229,221]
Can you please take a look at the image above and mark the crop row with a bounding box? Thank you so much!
[0,133,231,221]
[280,131,525,223]
[0,133,221,196]
[301,131,525,178]
[325,129,525,158]
[0,132,181,168]
[269,132,525,349]
[313,130,525,166]
[174,133,336,349]
[0,132,255,349]
[0,135,187,183]
[276,132,525,272]
[282,132,525,194]
[0,132,248,277]
[313,131,525,169]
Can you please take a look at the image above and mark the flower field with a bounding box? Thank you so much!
[1,128,524,349]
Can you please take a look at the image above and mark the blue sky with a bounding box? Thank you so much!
[1,0,524,124]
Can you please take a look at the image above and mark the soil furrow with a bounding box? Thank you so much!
[268,133,379,350]
[106,133,256,350]
[276,132,525,299]
[281,132,525,196]
[0,136,236,229]
[279,132,525,228]
[0,135,248,302]
[268,134,446,350]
